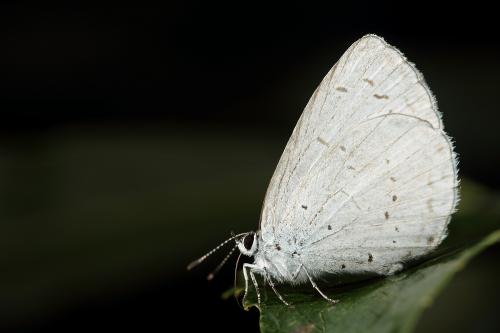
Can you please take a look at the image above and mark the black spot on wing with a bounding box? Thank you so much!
[363,78,374,86]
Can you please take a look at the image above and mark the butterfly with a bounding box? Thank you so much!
[188,34,459,306]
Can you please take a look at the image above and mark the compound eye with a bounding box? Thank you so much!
[243,234,254,251]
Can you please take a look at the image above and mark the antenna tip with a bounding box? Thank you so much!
[207,273,214,281]
[187,261,197,271]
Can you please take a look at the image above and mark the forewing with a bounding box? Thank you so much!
[260,35,458,267]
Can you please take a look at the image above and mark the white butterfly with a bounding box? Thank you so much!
[189,34,459,306]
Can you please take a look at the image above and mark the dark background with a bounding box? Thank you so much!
[1,1,499,332]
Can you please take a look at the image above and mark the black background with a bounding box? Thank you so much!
[1,1,499,332]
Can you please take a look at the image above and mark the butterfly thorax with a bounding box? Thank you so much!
[251,234,309,285]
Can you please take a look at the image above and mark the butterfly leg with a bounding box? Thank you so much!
[303,266,338,303]
[242,263,250,305]
[291,263,303,280]
[264,272,291,306]
[250,270,261,306]
[243,263,261,307]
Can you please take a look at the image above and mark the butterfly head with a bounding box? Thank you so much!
[237,232,258,256]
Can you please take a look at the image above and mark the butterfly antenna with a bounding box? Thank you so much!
[207,244,238,280]
[187,232,249,271]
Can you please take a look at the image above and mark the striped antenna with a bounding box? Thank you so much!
[187,232,249,271]
[207,244,238,280]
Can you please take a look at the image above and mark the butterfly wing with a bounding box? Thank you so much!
[259,35,458,274]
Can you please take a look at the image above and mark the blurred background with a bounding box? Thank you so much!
[1,1,499,332]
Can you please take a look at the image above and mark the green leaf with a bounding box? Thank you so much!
[243,231,500,333]
[240,180,500,333]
